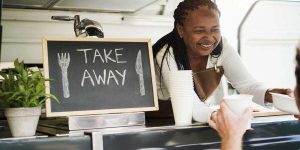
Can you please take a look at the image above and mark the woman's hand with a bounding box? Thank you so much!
[265,88,294,103]
[265,88,300,121]
[294,115,300,120]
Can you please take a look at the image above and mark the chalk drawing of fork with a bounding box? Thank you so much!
[58,53,70,98]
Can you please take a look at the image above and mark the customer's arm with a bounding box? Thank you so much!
[210,100,252,150]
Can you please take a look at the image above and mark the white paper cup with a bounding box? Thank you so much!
[168,70,194,126]
[171,97,193,126]
[223,94,253,129]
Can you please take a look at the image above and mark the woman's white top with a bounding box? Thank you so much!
[155,38,269,123]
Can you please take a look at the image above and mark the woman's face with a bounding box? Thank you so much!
[176,6,221,57]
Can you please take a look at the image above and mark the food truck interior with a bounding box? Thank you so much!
[1,0,300,150]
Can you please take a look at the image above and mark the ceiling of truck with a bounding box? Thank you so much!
[2,0,160,13]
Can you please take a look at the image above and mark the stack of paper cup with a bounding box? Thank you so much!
[168,70,194,126]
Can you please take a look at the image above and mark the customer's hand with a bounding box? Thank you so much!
[210,100,253,141]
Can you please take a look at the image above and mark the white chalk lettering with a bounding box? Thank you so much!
[76,48,93,64]
[115,48,127,63]
[107,70,119,85]
[115,69,126,86]
[81,69,95,87]
[76,48,128,64]
[93,49,105,63]
[93,69,106,85]
[77,47,129,87]
[81,69,127,87]
[104,49,116,63]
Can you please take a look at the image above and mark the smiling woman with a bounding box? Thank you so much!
[147,0,292,124]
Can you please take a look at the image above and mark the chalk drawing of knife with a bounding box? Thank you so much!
[135,50,145,96]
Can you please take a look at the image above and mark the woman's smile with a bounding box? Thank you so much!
[199,43,214,49]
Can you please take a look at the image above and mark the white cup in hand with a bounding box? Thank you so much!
[223,94,253,129]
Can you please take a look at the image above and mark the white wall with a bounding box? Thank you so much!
[240,1,300,89]
[217,0,256,49]
[218,0,300,89]
[1,8,174,64]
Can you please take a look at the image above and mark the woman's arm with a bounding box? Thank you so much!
[221,39,269,105]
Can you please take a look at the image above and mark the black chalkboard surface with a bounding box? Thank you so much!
[42,37,158,117]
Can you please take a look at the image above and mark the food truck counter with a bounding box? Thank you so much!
[1,115,300,150]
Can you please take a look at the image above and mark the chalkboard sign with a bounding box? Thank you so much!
[42,37,158,117]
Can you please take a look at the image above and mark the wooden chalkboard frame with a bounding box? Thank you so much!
[42,37,158,117]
